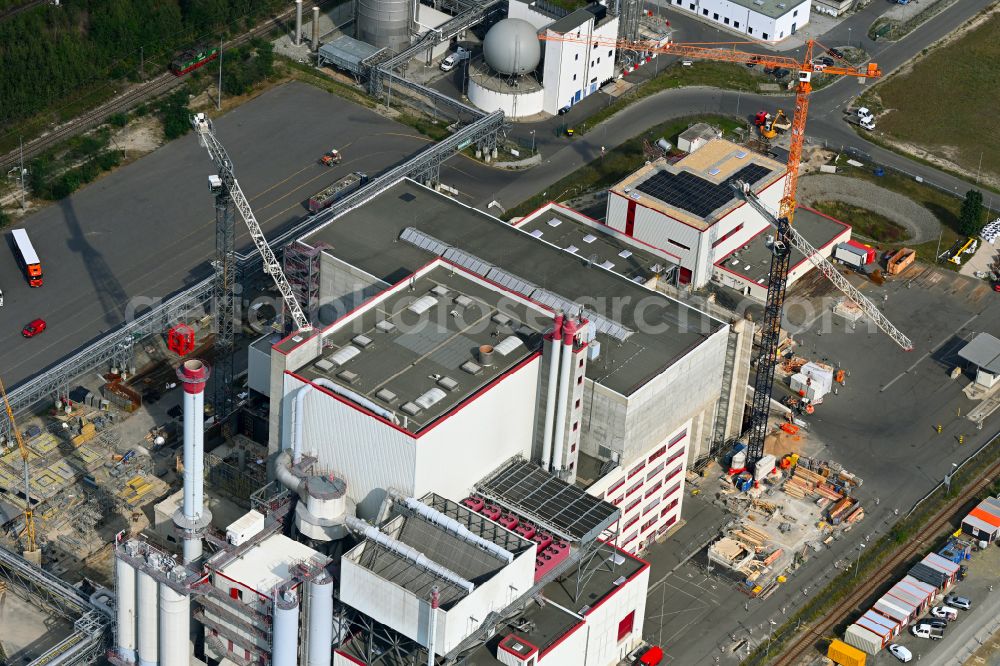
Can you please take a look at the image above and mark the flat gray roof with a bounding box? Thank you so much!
[515,206,674,283]
[959,332,1000,374]
[727,0,804,19]
[297,265,545,433]
[300,179,724,396]
[714,207,850,286]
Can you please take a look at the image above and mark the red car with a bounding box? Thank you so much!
[22,318,46,337]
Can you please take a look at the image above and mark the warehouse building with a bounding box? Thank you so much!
[253,178,738,556]
[664,0,810,42]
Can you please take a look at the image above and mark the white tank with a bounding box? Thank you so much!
[355,0,412,52]
[297,475,352,542]
[483,19,541,75]
[307,574,334,666]
[158,583,190,666]
[272,589,301,666]
[136,571,158,666]
[115,557,137,663]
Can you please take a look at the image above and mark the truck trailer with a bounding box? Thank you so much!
[308,172,369,213]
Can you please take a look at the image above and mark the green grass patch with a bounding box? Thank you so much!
[505,114,742,220]
[867,11,1000,184]
[577,62,763,134]
[811,200,909,243]
[278,58,376,110]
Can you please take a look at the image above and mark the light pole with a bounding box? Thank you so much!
[853,543,866,577]
[944,462,958,495]
[848,27,852,49]
[530,130,535,154]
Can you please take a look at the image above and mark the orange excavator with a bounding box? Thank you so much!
[537,34,886,472]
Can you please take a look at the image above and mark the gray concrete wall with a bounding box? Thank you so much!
[317,252,389,325]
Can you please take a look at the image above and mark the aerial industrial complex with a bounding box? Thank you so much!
[1,0,999,665]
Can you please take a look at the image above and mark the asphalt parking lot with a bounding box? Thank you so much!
[0,81,477,390]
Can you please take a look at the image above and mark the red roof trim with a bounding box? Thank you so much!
[334,649,367,665]
[499,634,540,658]
[539,620,585,659]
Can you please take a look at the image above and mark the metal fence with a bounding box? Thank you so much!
[904,428,1000,520]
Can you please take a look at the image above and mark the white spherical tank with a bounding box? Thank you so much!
[483,19,541,75]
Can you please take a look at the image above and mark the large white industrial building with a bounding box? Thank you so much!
[113,174,751,665]
[666,0,810,42]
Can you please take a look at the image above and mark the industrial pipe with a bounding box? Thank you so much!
[306,573,334,666]
[272,589,301,666]
[158,583,190,666]
[114,557,137,663]
[396,495,513,563]
[551,318,578,472]
[294,0,303,46]
[540,313,563,471]
[136,570,158,666]
[345,517,474,593]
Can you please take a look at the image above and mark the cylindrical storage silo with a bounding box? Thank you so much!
[115,557,137,663]
[355,0,412,52]
[305,476,347,521]
[136,570,159,666]
[272,589,301,666]
[158,583,190,666]
[307,574,334,666]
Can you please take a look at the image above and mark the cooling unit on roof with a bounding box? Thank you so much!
[494,336,525,356]
[407,294,438,315]
[329,346,361,366]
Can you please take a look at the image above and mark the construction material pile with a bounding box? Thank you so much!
[782,457,864,525]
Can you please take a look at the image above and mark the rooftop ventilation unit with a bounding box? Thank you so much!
[494,335,525,356]
[376,388,398,404]
[618,249,633,259]
[376,319,396,332]
[407,295,438,316]
[491,313,513,326]
[461,361,483,375]
[315,359,334,372]
[337,370,360,384]
[352,335,373,348]
[582,234,597,244]
[530,229,544,238]
[430,285,449,296]
[736,151,748,159]
[437,376,459,391]
[565,245,579,254]
[547,218,562,228]
[599,260,616,270]
[329,346,361,366]
[415,388,447,410]
[708,168,721,176]
[454,295,473,308]
[401,402,422,416]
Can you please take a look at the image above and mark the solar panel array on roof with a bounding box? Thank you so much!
[634,163,773,218]
[476,458,621,543]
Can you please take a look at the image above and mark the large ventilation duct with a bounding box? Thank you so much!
[274,451,355,541]
[114,557,137,663]
[307,573,334,666]
[395,494,514,563]
[273,588,301,666]
[136,570,158,666]
[551,318,578,472]
[540,313,563,471]
[158,583,190,666]
[345,516,474,593]
[174,359,212,564]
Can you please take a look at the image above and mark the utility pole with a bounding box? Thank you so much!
[140,46,144,79]
[217,36,224,111]
[935,229,943,263]
[18,137,26,209]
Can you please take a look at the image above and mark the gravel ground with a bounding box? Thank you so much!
[796,174,940,243]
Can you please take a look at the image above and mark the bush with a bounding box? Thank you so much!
[221,41,275,96]
[959,189,984,236]
[109,112,129,128]
[0,208,10,228]
[159,90,191,140]
[95,150,122,171]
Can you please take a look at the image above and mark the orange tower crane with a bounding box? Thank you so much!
[537,36,888,471]
[0,375,38,559]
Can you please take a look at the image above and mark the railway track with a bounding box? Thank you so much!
[0,4,309,174]
[0,0,48,23]
[769,445,1000,666]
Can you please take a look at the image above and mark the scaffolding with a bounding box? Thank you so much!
[283,241,326,326]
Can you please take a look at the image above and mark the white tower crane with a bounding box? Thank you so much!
[191,113,313,332]
[734,181,913,351]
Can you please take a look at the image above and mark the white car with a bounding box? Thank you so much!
[930,605,958,621]
[857,106,872,119]
[859,116,875,131]
[889,644,912,662]
[440,54,457,72]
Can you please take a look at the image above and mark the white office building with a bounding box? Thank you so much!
[665,0,810,42]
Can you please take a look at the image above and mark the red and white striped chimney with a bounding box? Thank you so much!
[174,359,212,563]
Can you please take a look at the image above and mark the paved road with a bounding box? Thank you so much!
[0,82,493,390]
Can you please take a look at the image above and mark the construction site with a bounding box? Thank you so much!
[1,1,1000,665]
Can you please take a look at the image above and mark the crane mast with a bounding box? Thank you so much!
[0,376,37,557]
[191,113,313,332]
[538,34,892,471]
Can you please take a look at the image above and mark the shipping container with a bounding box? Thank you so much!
[308,172,369,213]
[828,638,866,666]
[846,239,876,263]
[834,243,867,267]
[886,248,915,275]
[845,624,883,655]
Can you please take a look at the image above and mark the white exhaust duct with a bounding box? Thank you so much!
[307,572,334,666]
[114,557,137,663]
[345,516,474,593]
[551,318,578,472]
[273,588,301,666]
[158,583,190,666]
[396,495,513,563]
[294,0,303,46]
[136,570,158,666]
[540,313,563,471]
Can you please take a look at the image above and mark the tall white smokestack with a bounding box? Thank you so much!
[426,586,439,666]
[307,572,334,666]
[551,318,577,473]
[295,0,303,46]
[312,6,320,52]
[114,557,137,663]
[540,313,563,471]
[173,359,212,564]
